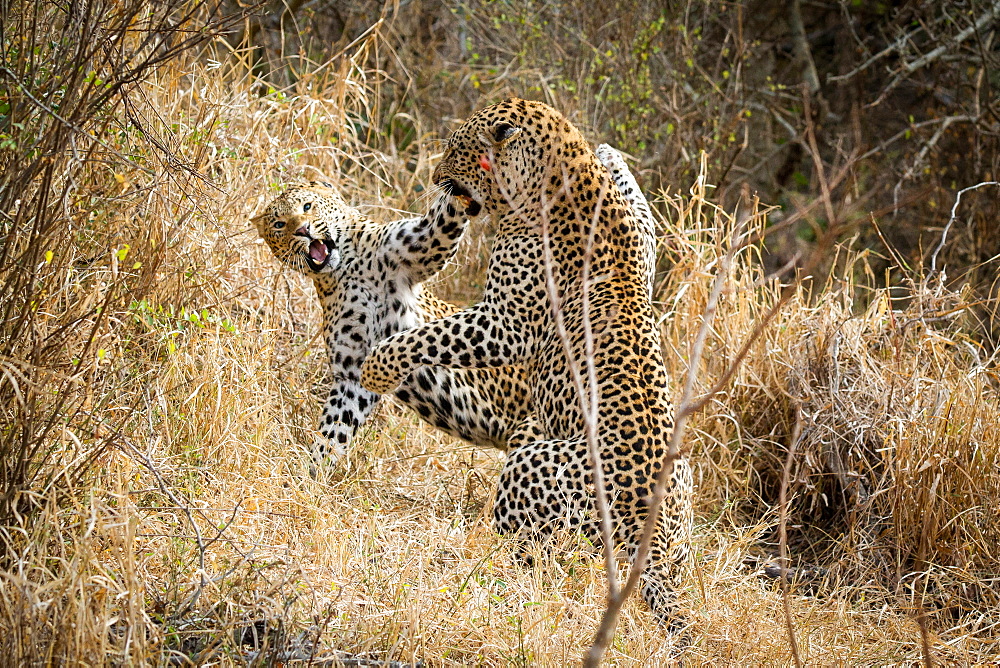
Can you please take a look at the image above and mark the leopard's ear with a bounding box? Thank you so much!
[250,213,267,228]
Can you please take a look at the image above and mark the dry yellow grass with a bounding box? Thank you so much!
[2,9,999,666]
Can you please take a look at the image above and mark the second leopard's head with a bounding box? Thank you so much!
[432,98,588,216]
[251,182,359,275]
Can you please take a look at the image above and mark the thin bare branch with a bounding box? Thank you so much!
[789,0,820,95]
[540,170,621,595]
[931,181,1000,274]
[613,196,741,602]
[830,0,1000,84]
[828,23,923,83]
[116,436,208,618]
[489,145,621,596]
[901,0,1000,76]
[587,171,756,666]
[856,115,976,164]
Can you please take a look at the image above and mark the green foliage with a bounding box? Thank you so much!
[128,299,237,358]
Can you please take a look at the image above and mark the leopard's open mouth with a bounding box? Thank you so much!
[305,238,336,271]
[440,178,482,217]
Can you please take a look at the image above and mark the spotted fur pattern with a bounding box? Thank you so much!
[251,145,654,465]
[594,143,656,300]
[252,184,532,462]
[360,99,692,630]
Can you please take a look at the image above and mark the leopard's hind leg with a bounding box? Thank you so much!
[493,437,693,633]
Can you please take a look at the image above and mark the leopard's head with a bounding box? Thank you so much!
[251,182,356,275]
[432,98,587,216]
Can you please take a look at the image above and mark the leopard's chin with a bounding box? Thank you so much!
[440,178,483,217]
[455,195,482,217]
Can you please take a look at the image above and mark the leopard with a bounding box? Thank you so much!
[251,144,654,465]
[360,98,693,633]
[251,183,529,463]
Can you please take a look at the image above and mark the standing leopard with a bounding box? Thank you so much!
[360,99,692,632]
[251,146,653,463]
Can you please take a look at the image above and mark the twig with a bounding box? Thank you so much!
[856,115,975,164]
[830,0,1000,84]
[116,436,208,618]
[133,505,301,519]
[612,201,736,589]
[868,0,1000,108]
[685,197,844,420]
[600,170,847,666]
[900,0,1000,76]
[0,66,156,176]
[134,533,276,549]
[898,116,966,187]
[243,647,417,667]
[490,145,621,593]
[741,155,857,252]
[682,272,795,420]
[539,177,621,595]
[802,90,836,228]
[586,171,752,667]
[789,0,820,95]
[779,408,804,668]
[930,181,1000,274]
[574,169,621,597]
[917,606,935,668]
[828,24,924,83]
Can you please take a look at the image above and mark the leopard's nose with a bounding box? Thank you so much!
[294,225,309,237]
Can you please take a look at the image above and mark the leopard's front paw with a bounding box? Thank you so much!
[360,344,405,395]
[310,433,347,468]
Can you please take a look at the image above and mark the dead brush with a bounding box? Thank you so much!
[655,176,1000,649]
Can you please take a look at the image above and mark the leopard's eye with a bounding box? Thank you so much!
[303,202,312,212]
[274,220,286,229]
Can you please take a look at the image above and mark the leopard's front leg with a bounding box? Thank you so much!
[360,304,527,395]
[381,192,474,284]
[311,377,380,464]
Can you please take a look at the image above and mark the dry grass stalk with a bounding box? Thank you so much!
[778,409,804,668]
[657,178,1000,659]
